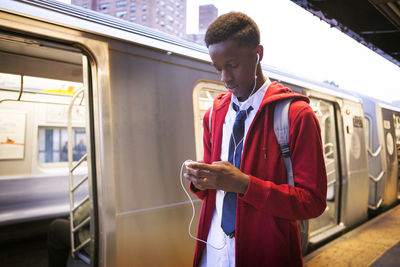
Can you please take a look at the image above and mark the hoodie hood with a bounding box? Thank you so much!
[212,81,310,111]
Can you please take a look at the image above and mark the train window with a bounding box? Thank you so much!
[192,81,226,160]
[38,127,86,164]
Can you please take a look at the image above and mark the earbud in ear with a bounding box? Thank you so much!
[255,53,260,79]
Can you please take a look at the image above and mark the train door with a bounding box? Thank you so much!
[308,98,342,244]
[394,114,400,198]
[0,31,96,265]
[380,108,399,207]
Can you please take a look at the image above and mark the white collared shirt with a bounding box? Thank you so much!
[200,79,271,267]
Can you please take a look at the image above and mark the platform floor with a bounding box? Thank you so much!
[305,204,400,266]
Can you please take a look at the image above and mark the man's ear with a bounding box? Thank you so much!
[256,45,264,62]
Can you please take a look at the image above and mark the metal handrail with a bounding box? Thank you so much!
[71,153,88,172]
[17,75,23,101]
[73,238,91,253]
[324,143,334,150]
[67,88,91,261]
[327,168,336,176]
[73,216,91,233]
[325,159,335,168]
[368,197,383,210]
[72,196,90,213]
[0,80,82,105]
[324,150,334,158]
[327,178,336,187]
[72,175,89,192]
[368,145,382,158]
[369,171,385,183]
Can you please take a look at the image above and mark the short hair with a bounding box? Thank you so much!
[205,12,260,48]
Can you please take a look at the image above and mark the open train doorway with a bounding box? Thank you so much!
[0,30,97,266]
[308,98,342,245]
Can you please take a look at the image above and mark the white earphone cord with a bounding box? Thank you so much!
[248,53,259,98]
[180,162,227,250]
[179,54,259,250]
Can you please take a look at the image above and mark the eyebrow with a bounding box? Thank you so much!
[211,58,238,69]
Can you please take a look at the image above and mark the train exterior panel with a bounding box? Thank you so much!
[106,40,219,266]
[355,94,400,210]
[339,99,369,227]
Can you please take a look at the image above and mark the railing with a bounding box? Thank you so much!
[369,170,385,183]
[367,145,384,210]
[368,145,382,158]
[368,197,383,210]
[68,88,91,262]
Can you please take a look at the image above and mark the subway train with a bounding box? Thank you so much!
[0,1,399,266]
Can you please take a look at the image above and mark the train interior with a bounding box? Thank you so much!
[0,30,93,266]
[308,98,342,241]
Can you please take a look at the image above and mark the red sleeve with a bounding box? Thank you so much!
[240,101,327,220]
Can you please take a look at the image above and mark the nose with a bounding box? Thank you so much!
[220,69,232,84]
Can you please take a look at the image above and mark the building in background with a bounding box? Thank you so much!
[186,4,218,46]
[199,4,217,33]
[72,0,187,38]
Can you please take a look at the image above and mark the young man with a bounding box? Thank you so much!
[185,12,327,266]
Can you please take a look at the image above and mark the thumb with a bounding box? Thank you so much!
[212,161,231,166]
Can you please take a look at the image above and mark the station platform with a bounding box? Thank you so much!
[305,204,400,266]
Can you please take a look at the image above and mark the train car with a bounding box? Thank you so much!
[0,0,392,266]
[354,94,400,210]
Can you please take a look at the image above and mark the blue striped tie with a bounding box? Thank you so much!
[221,103,253,236]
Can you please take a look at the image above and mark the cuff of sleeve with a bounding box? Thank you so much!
[190,182,200,193]
[238,175,271,207]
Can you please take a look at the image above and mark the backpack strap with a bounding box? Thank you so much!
[273,98,294,186]
[274,98,310,255]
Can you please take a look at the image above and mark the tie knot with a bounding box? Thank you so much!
[233,103,253,121]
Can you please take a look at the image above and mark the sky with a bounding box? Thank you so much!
[57,0,400,103]
[187,0,400,104]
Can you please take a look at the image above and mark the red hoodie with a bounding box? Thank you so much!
[191,82,327,267]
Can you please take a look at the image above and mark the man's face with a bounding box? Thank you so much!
[208,39,258,101]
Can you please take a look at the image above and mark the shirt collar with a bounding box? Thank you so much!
[231,78,271,111]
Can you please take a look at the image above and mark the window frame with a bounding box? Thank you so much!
[192,80,226,161]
